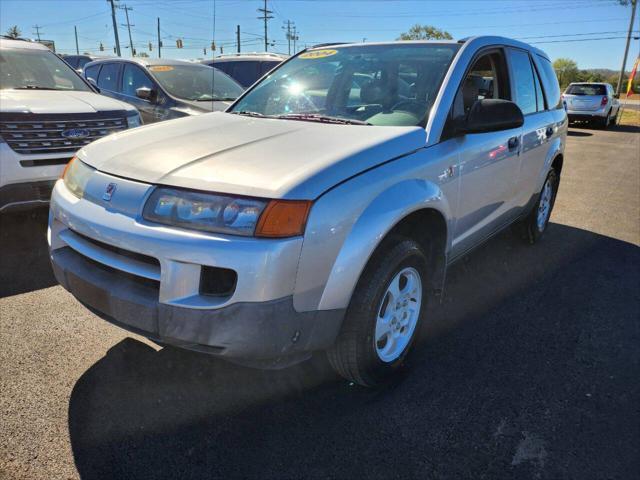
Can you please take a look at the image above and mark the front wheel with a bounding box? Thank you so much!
[327,238,428,387]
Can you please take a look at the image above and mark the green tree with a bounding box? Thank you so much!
[398,24,452,41]
[5,25,21,39]
[553,58,580,88]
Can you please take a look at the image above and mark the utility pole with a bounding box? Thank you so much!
[616,0,638,94]
[157,17,161,58]
[32,24,42,41]
[257,0,273,52]
[74,26,79,54]
[292,26,299,54]
[283,20,294,55]
[108,0,121,57]
[119,4,135,57]
[236,24,241,53]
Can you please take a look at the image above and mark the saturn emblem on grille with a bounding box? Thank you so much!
[61,128,90,139]
[103,183,117,201]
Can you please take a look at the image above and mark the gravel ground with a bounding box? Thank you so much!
[1,124,638,480]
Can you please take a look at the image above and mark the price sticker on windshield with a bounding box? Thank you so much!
[148,65,174,72]
[299,49,338,59]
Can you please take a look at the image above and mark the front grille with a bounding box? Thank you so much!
[0,113,128,155]
[73,231,160,269]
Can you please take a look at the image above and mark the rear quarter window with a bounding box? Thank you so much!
[534,55,562,109]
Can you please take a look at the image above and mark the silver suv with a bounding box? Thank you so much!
[48,37,567,386]
[563,82,620,128]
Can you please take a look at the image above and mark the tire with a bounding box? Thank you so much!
[327,237,429,387]
[600,112,610,129]
[523,168,559,244]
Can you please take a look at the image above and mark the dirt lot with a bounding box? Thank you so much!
[1,124,638,480]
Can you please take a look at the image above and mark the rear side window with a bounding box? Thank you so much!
[77,57,92,70]
[534,55,562,109]
[84,64,101,83]
[230,61,260,87]
[212,62,232,75]
[64,56,78,68]
[508,49,537,115]
[97,63,120,91]
[259,61,280,75]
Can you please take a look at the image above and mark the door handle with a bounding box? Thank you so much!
[508,136,519,150]
[545,126,554,138]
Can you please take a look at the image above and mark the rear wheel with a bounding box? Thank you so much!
[522,168,559,244]
[327,238,428,387]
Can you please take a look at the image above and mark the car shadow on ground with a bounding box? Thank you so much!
[0,208,57,298]
[68,223,639,480]
[567,130,593,137]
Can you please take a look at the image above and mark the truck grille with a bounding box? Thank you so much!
[0,113,128,155]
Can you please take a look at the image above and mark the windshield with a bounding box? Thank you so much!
[0,48,91,91]
[148,64,244,101]
[565,84,607,96]
[230,43,460,127]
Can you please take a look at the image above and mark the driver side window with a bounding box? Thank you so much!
[452,50,510,120]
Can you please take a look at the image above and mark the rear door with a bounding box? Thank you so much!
[506,47,555,209]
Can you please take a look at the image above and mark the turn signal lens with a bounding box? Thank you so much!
[255,200,312,238]
[61,156,77,179]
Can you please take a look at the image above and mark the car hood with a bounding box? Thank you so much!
[79,112,426,199]
[0,89,137,114]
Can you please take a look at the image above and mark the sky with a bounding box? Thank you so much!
[1,0,638,71]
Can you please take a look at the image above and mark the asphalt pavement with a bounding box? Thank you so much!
[1,123,638,480]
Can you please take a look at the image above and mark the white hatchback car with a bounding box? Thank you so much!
[563,82,620,128]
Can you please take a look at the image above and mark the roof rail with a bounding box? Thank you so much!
[215,52,287,59]
[310,42,349,49]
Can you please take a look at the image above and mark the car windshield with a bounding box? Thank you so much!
[230,43,460,127]
[566,84,606,96]
[0,48,91,91]
[147,64,244,101]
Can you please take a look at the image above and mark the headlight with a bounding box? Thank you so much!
[143,188,268,236]
[62,157,94,198]
[126,112,142,128]
[143,187,312,237]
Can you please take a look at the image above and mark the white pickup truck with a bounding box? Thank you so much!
[0,38,141,212]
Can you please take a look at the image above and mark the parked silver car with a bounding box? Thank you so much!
[49,37,567,386]
[563,82,620,128]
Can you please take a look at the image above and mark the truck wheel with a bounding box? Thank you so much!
[327,238,428,387]
[523,168,559,244]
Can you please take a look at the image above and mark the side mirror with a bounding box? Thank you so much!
[136,87,157,102]
[613,93,620,99]
[457,99,524,135]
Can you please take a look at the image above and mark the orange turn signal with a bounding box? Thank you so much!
[61,156,77,179]
[255,200,313,238]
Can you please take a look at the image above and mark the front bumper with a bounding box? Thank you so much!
[0,143,71,211]
[49,175,344,361]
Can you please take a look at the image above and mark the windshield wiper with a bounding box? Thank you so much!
[13,85,62,90]
[229,110,271,118]
[275,113,371,126]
